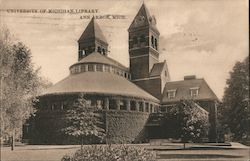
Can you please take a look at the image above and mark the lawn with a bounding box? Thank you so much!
[1,143,250,161]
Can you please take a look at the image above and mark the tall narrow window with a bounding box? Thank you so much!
[88,64,94,71]
[155,38,158,50]
[97,46,102,53]
[81,64,86,72]
[130,101,136,111]
[102,49,106,55]
[151,36,154,47]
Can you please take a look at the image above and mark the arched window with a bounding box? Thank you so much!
[82,50,85,56]
[151,36,154,48]
[155,38,158,50]
[97,46,102,53]
[102,49,106,55]
[124,72,127,78]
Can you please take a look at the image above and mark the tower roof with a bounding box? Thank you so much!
[78,17,108,44]
[71,51,128,71]
[128,3,159,33]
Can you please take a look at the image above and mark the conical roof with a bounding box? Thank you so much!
[71,52,128,70]
[41,72,159,102]
[128,3,159,33]
[78,17,108,43]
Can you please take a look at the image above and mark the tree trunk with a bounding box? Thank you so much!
[183,142,186,149]
[11,130,15,151]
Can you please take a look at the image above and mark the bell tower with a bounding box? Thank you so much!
[78,17,108,61]
[128,3,160,80]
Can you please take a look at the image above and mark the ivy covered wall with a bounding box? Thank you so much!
[105,110,150,143]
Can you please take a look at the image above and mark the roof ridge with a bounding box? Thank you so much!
[166,78,204,84]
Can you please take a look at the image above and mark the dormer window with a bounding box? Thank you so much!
[190,87,199,97]
[167,89,176,99]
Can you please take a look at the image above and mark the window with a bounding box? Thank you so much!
[96,100,103,109]
[155,38,158,50]
[145,103,149,112]
[167,89,176,99]
[151,36,154,47]
[150,104,153,113]
[120,100,126,110]
[97,46,102,53]
[88,64,94,71]
[109,99,116,110]
[190,87,199,97]
[139,102,143,112]
[104,65,110,72]
[102,49,106,55]
[130,101,136,111]
[75,66,80,73]
[81,64,86,72]
[160,106,167,113]
[96,64,103,72]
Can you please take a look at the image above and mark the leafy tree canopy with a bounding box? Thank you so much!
[220,56,249,140]
[166,100,209,143]
[0,26,52,143]
[62,94,106,145]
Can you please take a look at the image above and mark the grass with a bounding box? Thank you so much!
[1,144,250,161]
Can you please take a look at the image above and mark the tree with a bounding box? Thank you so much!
[220,56,249,141]
[0,26,50,150]
[167,100,209,148]
[62,94,105,148]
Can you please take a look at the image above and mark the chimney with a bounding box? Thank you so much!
[184,75,196,80]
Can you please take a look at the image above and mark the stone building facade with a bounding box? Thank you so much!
[25,3,219,144]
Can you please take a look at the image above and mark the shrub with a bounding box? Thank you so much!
[61,145,156,161]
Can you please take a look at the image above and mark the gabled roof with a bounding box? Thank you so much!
[162,78,218,104]
[150,61,166,77]
[78,17,107,44]
[71,52,128,70]
[128,3,159,33]
[41,72,159,102]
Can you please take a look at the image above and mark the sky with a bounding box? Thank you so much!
[0,0,249,99]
